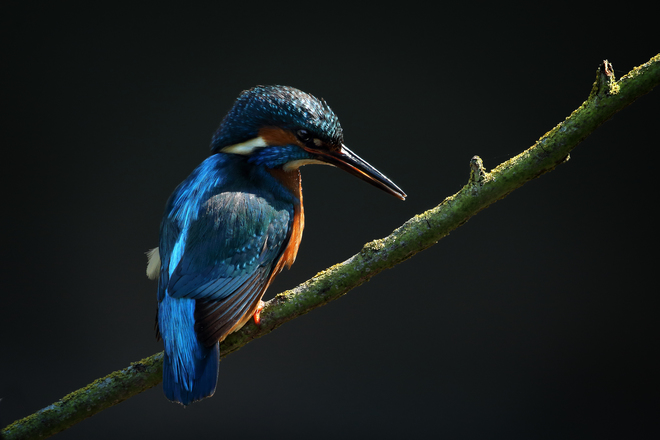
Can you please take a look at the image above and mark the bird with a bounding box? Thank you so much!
[146,85,406,406]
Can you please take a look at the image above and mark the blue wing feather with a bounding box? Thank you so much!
[157,154,294,405]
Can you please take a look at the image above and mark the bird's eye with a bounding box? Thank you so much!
[296,129,324,149]
[296,129,311,142]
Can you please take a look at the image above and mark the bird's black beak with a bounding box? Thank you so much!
[319,144,406,200]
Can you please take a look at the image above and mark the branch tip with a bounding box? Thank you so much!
[469,155,486,184]
[590,59,620,98]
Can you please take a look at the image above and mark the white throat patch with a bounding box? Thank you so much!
[283,159,333,171]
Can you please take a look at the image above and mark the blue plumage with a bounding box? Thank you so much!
[152,85,406,406]
[159,295,219,404]
[156,154,294,404]
[211,85,343,152]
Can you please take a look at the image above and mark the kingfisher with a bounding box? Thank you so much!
[146,85,406,405]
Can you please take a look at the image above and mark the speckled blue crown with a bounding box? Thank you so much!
[210,85,344,153]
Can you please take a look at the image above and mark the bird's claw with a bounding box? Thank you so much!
[253,300,265,325]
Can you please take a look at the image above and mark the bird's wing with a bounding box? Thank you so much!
[163,190,292,346]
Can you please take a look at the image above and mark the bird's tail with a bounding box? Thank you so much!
[163,341,219,406]
[159,295,219,406]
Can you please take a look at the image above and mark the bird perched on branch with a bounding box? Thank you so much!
[146,85,406,405]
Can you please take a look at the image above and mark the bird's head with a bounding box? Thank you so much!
[211,85,406,200]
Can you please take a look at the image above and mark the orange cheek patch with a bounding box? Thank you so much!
[259,127,303,148]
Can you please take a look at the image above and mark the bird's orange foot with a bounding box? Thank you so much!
[253,300,265,325]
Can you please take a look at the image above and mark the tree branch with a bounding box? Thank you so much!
[3,54,659,440]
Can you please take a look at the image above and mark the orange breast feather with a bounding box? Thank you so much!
[268,168,304,275]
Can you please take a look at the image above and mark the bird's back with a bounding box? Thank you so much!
[157,153,302,404]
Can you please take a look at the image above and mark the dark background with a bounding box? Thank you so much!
[2,3,658,439]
